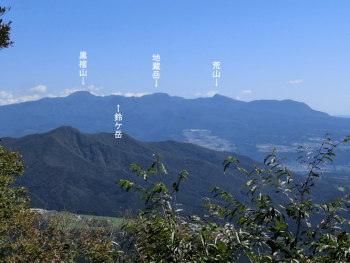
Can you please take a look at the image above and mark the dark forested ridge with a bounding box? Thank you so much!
[1,91,350,175]
[1,126,255,216]
[1,126,347,217]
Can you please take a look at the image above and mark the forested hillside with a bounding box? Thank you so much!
[2,126,347,218]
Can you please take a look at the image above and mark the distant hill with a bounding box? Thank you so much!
[2,126,346,217]
[1,126,259,216]
[1,91,350,174]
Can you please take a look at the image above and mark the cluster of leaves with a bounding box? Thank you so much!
[116,154,237,262]
[0,7,14,50]
[0,143,121,262]
[117,134,350,263]
[1,210,121,262]
[0,140,27,220]
[207,134,350,262]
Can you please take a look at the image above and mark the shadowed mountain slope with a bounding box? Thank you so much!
[2,126,346,217]
[1,126,257,216]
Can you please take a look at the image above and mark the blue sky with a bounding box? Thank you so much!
[1,0,350,115]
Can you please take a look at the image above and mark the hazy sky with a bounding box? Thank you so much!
[1,0,350,115]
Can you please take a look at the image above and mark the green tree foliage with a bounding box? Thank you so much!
[118,134,350,263]
[207,134,350,262]
[117,153,237,262]
[1,210,119,262]
[0,143,119,262]
[0,6,14,50]
[0,140,27,220]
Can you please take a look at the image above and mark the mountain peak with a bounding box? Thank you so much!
[47,125,82,135]
[211,93,239,101]
[66,91,96,100]
[68,90,93,96]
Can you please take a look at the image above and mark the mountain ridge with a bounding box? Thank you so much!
[2,126,345,217]
[1,91,350,173]
[2,126,260,216]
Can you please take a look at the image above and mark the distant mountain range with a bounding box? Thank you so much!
[2,91,350,175]
[334,115,350,118]
[2,126,346,217]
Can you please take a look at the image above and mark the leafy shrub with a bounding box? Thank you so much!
[117,153,237,262]
[2,133,350,262]
[0,143,119,262]
[118,134,350,263]
[207,134,350,262]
